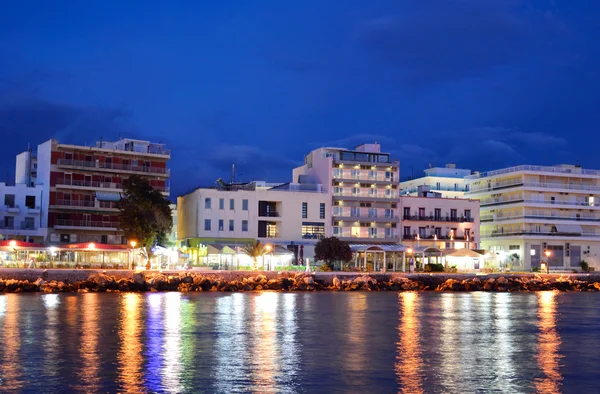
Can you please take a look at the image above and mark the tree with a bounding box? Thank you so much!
[117,175,173,269]
[241,240,267,270]
[314,237,352,270]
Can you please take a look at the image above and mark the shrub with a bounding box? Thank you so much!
[580,260,589,272]
[318,263,332,272]
[424,263,444,272]
[532,266,540,273]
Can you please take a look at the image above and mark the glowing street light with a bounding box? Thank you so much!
[130,240,137,248]
[9,240,17,248]
[264,244,273,271]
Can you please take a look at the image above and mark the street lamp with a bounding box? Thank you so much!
[543,250,551,274]
[264,244,273,271]
[407,248,414,273]
[129,240,137,270]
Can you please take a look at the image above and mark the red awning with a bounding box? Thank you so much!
[0,240,46,249]
[60,243,130,252]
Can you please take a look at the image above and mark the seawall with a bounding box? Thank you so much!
[2,268,600,293]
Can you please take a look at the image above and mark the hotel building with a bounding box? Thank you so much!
[292,143,400,244]
[400,188,480,251]
[19,138,170,245]
[466,164,600,270]
[177,181,329,265]
[400,164,471,198]
[0,182,47,244]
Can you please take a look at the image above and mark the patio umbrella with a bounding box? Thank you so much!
[299,245,304,265]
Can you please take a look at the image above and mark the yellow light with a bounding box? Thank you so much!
[88,243,96,249]
[264,244,273,252]
[544,250,551,258]
[407,248,413,254]
[9,240,17,247]
[130,240,137,248]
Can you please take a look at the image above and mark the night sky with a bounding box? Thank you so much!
[1,1,599,198]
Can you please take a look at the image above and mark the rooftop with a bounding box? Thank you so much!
[466,164,600,179]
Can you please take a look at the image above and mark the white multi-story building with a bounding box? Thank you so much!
[0,182,47,243]
[293,143,400,244]
[400,191,480,251]
[400,164,471,198]
[466,164,600,271]
[177,181,329,265]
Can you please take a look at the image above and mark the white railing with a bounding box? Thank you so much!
[467,164,600,179]
[470,180,600,193]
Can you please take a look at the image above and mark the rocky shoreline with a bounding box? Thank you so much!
[2,270,600,293]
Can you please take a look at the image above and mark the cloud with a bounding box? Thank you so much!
[312,133,396,148]
[471,126,567,146]
[357,0,564,84]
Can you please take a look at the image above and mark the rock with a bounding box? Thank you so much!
[497,277,508,284]
[333,277,341,288]
[133,272,145,285]
[255,285,263,291]
[78,288,89,293]
[34,278,45,287]
[304,276,315,285]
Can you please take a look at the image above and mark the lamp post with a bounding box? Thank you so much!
[544,250,551,274]
[129,240,137,270]
[264,244,273,271]
[407,247,413,273]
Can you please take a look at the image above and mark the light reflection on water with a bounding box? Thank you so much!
[395,292,423,394]
[535,291,563,393]
[0,292,595,393]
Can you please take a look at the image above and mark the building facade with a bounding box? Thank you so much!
[292,143,400,244]
[400,191,480,251]
[0,183,47,243]
[27,138,170,245]
[400,164,471,198]
[466,164,600,270]
[177,181,329,264]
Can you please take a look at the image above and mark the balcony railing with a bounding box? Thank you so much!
[57,159,170,175]
[258,211,279,217]
[54,219,119,228]
[333,173,396,183]
[480,214,600,222]
[403,215,474,223]
[0,222,37,230]
[302,233,325,240]
[52,199,118,209]
[482,230,600,238]
[466,164,600,179]
[332,192,396,199]
[336,233,397,240]
[402,234,468,241]
[470,180,600,193]
[54,178,170,193]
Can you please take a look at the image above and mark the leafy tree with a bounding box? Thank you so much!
[314,237,352,270]
[117,175,173,268]
[241,240,267,270]
[580,260,589,272]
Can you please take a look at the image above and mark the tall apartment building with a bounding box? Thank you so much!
[19,138,170,245]
[400,189,480,251]
[466,164,600,270]
[292,143,400,244]
[0,182,47,243]
[177,181,329,263]
[400,164,471,198]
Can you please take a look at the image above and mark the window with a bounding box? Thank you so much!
[368,227,378,237]
[404,207,411,219]
[368,208,377,217]
[204,198,211,209]
[418,208,425,219]
[4,216,14,229]
[242,220,248,232]
[351,207,360,217]
[333,168,343,178]
[204,219,211,231]
[302,222,325,239]
[369,188,377,197]
[219,198,224,210]
[350,169,360,179]
[302,202,307,218]
[229,220,234,231]
[352,187,360,196]
[434,208,441,220]
[229,199,235,210]
[419,227,426,238]
[25,196,36,209]
[319,203,325,219]
[385,228,394,238]
[24,217,35,229]
[435,227,442,237]
[333,206,342,216]
[509,245,520,250]
[4,194,15,208]
[218,220,224,231]
[403,226,411,238]
[242,199,249,211]
[385,171,394,181]
[385,209,394,218]
[450,209,457,220]
[333,186,343,195]
[368,170,377,179]
[333,227,341,236]
[465,210,471,221]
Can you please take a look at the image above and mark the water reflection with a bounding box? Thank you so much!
[145,293,164,392]
[344,293,368,388]
[396,292,423,394]
[251,292,279,390]
[493,293,517,391]
[438,293,457,391]
[0,296,22,390]
[535,291,563,393]
[77,294,101,392]
[117,293,144,393]
[162,293,184,393]
[43,294,60,380]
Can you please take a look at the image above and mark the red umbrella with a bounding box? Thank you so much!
[299,245,304,265]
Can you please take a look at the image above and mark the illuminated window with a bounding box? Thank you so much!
[302,222,325,239]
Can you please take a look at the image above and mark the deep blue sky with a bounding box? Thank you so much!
[1,1,599,197]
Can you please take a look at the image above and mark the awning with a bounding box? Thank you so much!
[349,244,407,253]
[446,248,485,258]
[552,224,582,234]
[411,246,443,254]
[95,192,122,202]
[207,244,236,254]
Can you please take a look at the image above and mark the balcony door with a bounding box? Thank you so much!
[83,214,91,226]
[64,173,72,186]
[84,174,92,187]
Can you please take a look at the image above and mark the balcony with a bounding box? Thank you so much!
[51,199,119,211]
[55,179,123,190]
[402,215,474,223]
[0,222,37,231]
[402,234,470,241]
[258,211,279,218]
[337,234,399,243]
[332,192,396,201]
[95,141,171,156]
[332,214,399,223]
[483,230,600,238]
[57,159,170,176]
[466,164,600,179]
[26,205,41,214]
[3,205,20,214]
[54,219,119,230]
[469,180,600,194]
[480,214,600,223]
[302,233,325,240]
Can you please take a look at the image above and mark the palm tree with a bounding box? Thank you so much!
[241,240,266,270]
